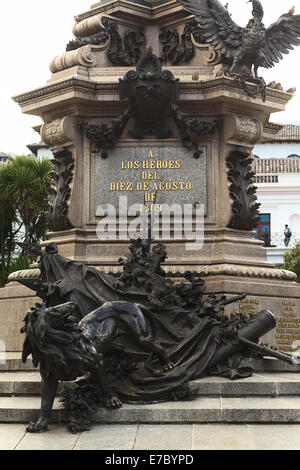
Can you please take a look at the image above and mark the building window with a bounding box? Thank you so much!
[253,214,271,247]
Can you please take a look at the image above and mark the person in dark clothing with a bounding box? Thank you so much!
[284,225,292,247]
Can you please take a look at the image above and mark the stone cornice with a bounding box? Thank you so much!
[13,75,293,117]
[197,78,293,111]
[261,121,284,142]
[12,78,118,105]
[75,0,187,25]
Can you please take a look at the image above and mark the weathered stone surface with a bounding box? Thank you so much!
[193,424,253,450]
[221,397,300,423]
[0,424,26,451]
[16,424,79,451]
[134,424,193,450]
[74,424,138,450]
[248,424,300,450]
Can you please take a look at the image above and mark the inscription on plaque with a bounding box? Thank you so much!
[274,300,300,351]
[95,146,207,212]
[227,296,300,352]
[234,298,260,316]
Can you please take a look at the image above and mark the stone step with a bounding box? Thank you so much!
[246,357,300,373]
[0,372,69,396]
[1,354,300,374]
[1,371,300,397]
[0,354,35,372]
[2,395,300,425]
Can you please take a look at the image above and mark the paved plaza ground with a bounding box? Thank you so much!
[1,423,300,451]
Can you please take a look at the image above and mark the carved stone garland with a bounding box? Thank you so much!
[171,104,218,157]
[160,19,205,66]
[80,106,131,159]
[226,147,261,231]
[81,51,218,157]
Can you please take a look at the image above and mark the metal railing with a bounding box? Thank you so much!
[259,232,300,248]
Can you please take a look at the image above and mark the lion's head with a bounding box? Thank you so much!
[21,302,99,381]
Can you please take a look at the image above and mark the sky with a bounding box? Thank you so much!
[1,0,300,154]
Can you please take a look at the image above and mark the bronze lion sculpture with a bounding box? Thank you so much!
[21,301,174,433]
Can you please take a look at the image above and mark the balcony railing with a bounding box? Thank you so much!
[254,175,279,184]
[253,158,300,174]
[258,232,300,248]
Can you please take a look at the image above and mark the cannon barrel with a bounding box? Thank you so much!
[221,294,247,307]
[208,309,276,369]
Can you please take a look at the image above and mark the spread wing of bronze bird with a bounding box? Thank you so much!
[17,242,42,257]
[177,0,300,77]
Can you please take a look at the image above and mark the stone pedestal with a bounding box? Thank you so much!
[0,282,39,352]
[3,0,300,352]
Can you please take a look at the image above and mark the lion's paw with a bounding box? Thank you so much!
[26,418,49,433]
[103,395,122,409]
[67,421,90,434]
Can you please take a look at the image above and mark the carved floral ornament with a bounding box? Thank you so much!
[48,149,75,232]
[224,114,263,146]
[235,116,263,144]
[226,147,260,232]
[40,119,68,147]
[40,116,77,149]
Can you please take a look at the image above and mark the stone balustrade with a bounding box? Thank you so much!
[253,158,300,175]
[254,175,279,183]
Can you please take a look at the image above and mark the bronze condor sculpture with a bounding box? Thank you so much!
[178,0,300,78]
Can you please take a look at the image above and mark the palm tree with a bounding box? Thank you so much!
[0,167,19,286]
[0,156,52,286]
[2,156,52,243]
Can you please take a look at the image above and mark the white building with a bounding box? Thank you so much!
[27,141,53,159]
[0,151,11,166]
[253,125,300,265]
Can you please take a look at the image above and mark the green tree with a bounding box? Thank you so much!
[0,193,18,286]
[282,242,300,283]
[0,156,52,286]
